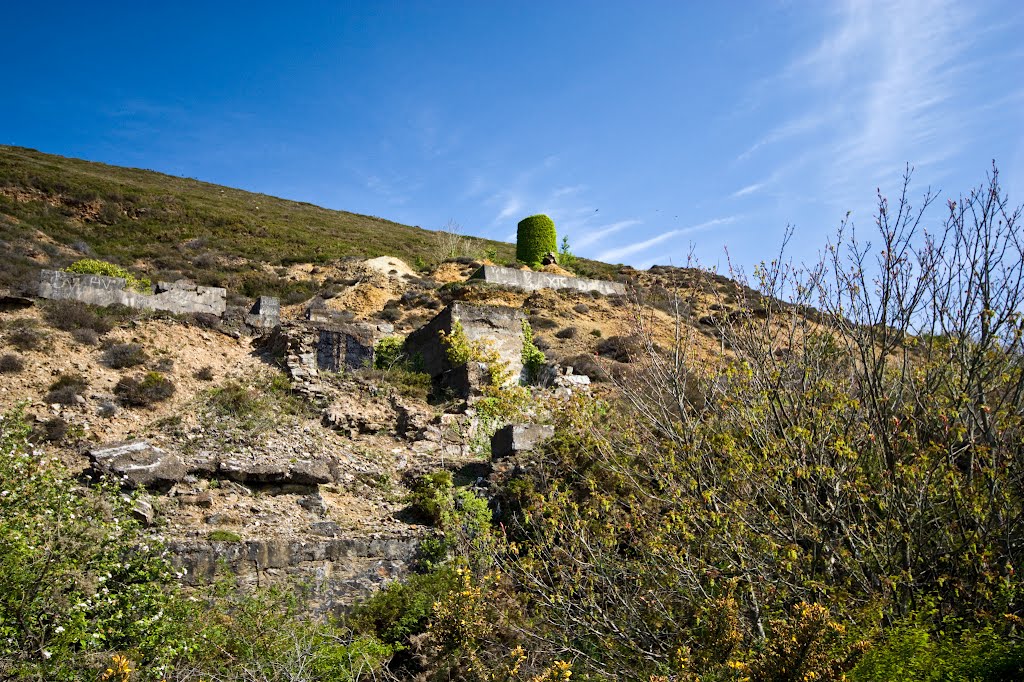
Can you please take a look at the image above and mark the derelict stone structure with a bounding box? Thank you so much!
[38,269,226,316]
[245,295,281,328]
[470,264,626,296]
[316,326,375,373]
[404,302,526,393]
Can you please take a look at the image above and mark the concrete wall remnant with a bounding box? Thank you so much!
[404,302,526,395]
[38,269,226,316]
[246,295,281,328]
[470,264,626,296]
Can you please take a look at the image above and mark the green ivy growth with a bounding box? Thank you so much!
[558,235,578,272]
[521,319,546,383]
[65,258,152,292]
[439,320,513,387]
[516,214,557,268]
[373,336,406,370]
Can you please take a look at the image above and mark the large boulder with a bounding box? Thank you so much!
[88,440,187,490]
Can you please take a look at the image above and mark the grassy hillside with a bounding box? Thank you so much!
[0,145,615,301]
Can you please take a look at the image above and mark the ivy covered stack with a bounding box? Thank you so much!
[516,214,557,268]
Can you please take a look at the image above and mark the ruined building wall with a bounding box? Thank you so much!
[38,269,227,316]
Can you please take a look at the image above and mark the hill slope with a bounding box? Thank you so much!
[0,145,614,301]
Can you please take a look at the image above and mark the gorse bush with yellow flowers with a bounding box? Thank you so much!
[478,167,1024,680]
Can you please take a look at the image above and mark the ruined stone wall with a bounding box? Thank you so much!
[471,264,626,296]
[405,302,526,388]
[38,269,227,316]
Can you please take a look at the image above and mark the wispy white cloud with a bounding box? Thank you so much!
[731,182,766,198]
[494,195,523,223]
[552,184,587,198]
[364,173,410,205]
[574,219,642,248]
[597,217,738,263]
[735,0,1020,220]
[735,111,830,162]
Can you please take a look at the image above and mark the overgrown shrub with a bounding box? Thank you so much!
[486,168,1024,680]
[104,342,148,368]
[516,214,557,267]
[350,566,460,648]
[0,354,24,373]
[114,371,175,407]
[0,408,185,678]
[65,258,151,292]
[555,326,578,339]
[0,406,392,680]
[195,365,215,381]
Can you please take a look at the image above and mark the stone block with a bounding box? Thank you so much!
[246,295,281,328]
[491,423,555,459]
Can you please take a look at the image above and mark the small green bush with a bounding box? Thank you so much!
[374,336,406,370]
[350,566,460,647]
[114,371,175,407]
[558,235,578,271]
[207,529,243,543]
[207,379,261,415]
[516,214,557,267]
[65,258,151,292]
[521,320,546,383]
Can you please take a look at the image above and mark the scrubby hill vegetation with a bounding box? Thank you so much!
[1,152,1023,681]
[0,145,615,302]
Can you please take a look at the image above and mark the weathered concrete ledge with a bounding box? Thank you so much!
[471,264,626,296]
[38,269,226,316]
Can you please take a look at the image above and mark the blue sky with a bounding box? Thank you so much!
[4,1,1023,272]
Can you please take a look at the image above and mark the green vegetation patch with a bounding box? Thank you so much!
[66,258,151,292]
[516,213,557,267]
